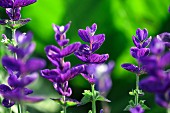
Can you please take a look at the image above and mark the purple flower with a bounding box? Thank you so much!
[159,32,170,48]
[53,81,72,97]
[52,22,71,46]
[150,36,165,55]
[169,6,170,12]
[74,23,109,84]
[139,36,170,108]
[41,22,85,98]
[0,73,43,108]
[0,0,37,21]
[121,63,140,74]
[2,56,46,75]
[85,61,114,93]
[129,105,144,113]
[41,64,85,83]
[122,28,151,75]
[0,30,46,108]
[78,23,97,42]
[8,31,35,59]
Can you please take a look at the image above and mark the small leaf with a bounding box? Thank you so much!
[139,100,145,105]
[88,110,92,113]
[51,98,79,107]
[141,103,150,110]
[96,94,111,102]
[80,90,92,105]
[124,105,133,111]
[129,100,135,106]
[82,90,93,96]
[65,98,79,107]
[138,90,144,96]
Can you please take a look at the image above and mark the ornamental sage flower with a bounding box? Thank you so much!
[41,22,85,98]
[140,37,170,108]
[122,28,151,74]
[75,23,109,84]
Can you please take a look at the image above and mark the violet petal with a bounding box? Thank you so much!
[91,34,105,52]
[140,76,166,93]
[130,47,139,59]
[61,42,81,57]
[78,29,90,42]
[0,0,13,8]
[136,28,148,41]
[2,98,15,108]
[142,36,152,48]
[89,54,109,63]
[14,0,37,8]
[121,63,139,74]
[25,58,46,73]
[0,84,11,94]
[132,36,141,48]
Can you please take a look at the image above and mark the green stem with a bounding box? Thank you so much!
[17,104,21,113]
[135,75,139,105]
[62,96,66,113]
[91,84,96,113]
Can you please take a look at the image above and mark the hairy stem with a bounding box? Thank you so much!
[91,84,96,113]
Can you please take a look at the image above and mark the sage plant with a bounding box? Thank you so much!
[121,28,151,111]
[139,35,170,113]
[74,23,110,113]
[41,22,85,113]
[0,0,46,113]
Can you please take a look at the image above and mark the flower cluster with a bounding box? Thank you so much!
[75,23,109,84]
[41,22,85,97]
[0,0,36,29]
[0,0,36,21]
[0,31,46,108]
[122,28,151,74]
[139,35,170,108]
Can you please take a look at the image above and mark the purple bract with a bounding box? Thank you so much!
[129,105,144,113]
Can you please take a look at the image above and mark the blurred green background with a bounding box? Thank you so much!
[0,0,170,113]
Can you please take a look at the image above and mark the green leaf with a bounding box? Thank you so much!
[139,100,150,110]
[51,98,79,107]
[138,90,144,96]
[95,91,111,102]
[124,105,133,111]
[80,90,92,105]
[129,100,135,106]
[139,100,146,105]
